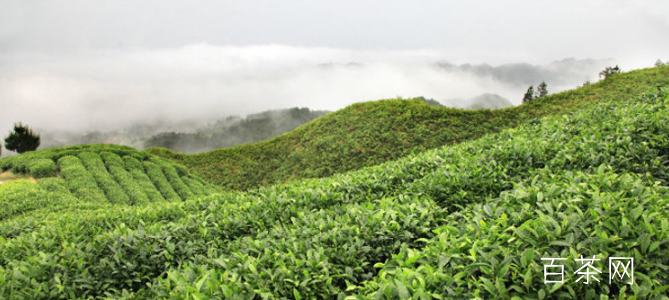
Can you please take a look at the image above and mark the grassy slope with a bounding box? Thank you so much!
[147,67,669,190]
[1,67,668,299]
[0,144,219,218]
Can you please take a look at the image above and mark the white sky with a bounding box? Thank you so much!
[1,0,668,134]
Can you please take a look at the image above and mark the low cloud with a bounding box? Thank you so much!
[1,44,619,137]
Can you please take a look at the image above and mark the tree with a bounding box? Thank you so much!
[536,81,548,98]
[4,123,40,154]
[522,85,534,103]
[656,59,666,67]
[599,65,621,79]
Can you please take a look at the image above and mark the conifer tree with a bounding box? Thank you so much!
[4,123,40,154]
[522,85,535,103]
[536,81,548,98]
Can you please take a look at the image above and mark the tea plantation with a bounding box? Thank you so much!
[1,66,669,299]
[148,66,669,190]
[0,144,219,218]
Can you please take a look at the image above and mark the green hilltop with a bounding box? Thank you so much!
[147,66,669,190]
[1,66,669,298]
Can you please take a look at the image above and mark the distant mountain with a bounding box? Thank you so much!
[24,107,329,157]
[143,107,329,153]
[436,58,613,87]
[465,93,514,110]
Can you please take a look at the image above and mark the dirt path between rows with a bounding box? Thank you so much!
[0,171,37,185]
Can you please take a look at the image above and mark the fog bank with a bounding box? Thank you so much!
[1,44,628,140]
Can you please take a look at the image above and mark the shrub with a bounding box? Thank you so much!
[28,158,57,178]
[37,177,73,196]
[0,180,43,220]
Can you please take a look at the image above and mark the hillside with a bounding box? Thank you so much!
[148,67,669,190]
[0,144,219,219]
[1,77,668,298]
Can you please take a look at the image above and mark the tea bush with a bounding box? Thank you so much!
[142,160,181,201]
[123,156,167,203]
[100,152,150,205]
[27,158,56,178]
[57,155,108,203]
[79,152,131,205]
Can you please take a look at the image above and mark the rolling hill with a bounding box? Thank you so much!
[0,66,668,298]
[147,66,669,190]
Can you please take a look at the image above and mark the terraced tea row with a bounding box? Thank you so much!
[0,145,218,210]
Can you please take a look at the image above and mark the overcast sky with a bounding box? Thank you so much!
[1,0,668,136]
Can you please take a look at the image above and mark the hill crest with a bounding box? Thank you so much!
[147,66,669,190]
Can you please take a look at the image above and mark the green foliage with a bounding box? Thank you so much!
[149,157,194,200]
[148,67,669,190]
[359,170,669,299]
[0,144,216,207]
[37,177,73,196]
[0,180,44,221]
[4,122,40,154]
[143,160,182,201]
[79,151,131,205]
[0,179,85,225]
[100,151,150,205]
[27,158,56,178]
[124,156,168,203]
[58,155,108,203]
[0,79,668,299]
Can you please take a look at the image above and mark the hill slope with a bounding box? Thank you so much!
[148,67,669,190]
[1,80,668,298]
